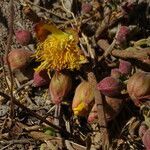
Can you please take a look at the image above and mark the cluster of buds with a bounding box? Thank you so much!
[5,29,33,71]
[111,59,132,79]
[71,76,124,123]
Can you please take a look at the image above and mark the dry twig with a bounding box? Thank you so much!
[4,0,15,119]
[0,139,34,150]
[24,0,69,21]
[95,6,124,38]
[82,33,95,59]
[60,0,77,26]
[88,72,110,147]
[95,6,111,38]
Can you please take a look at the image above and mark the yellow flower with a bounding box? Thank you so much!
[34,24,87,72]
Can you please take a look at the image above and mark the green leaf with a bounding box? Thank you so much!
[43,127,56,136]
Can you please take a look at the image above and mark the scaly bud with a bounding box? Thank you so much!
[127,71,150,106]
[15,30,32,46]
[5,49,33,71]
[33,70,50,87]
[81,3,92,14]
[49,72,72,104]
[72,81,94,116]
[116,26,130,45]
[119,59,132,75]
[97,77,122,97]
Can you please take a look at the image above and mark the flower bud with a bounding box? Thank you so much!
[15,30,32,46]
[5,49,33,71]
[119,59,132,75]
[33,70,50,87]
[72,81,94,116]
[138,123,148,137]
[49,72,72,104]
[81,3,92,14]
[97,77,122,97]
[142,129,150,150]
[127,72,150,106]
[111,68,122,79]
[116,26,130,45]
[88,96,124,123]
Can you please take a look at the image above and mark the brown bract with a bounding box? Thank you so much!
[34,22,51,42]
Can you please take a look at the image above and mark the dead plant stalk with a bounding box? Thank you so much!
[4,0,15,119]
